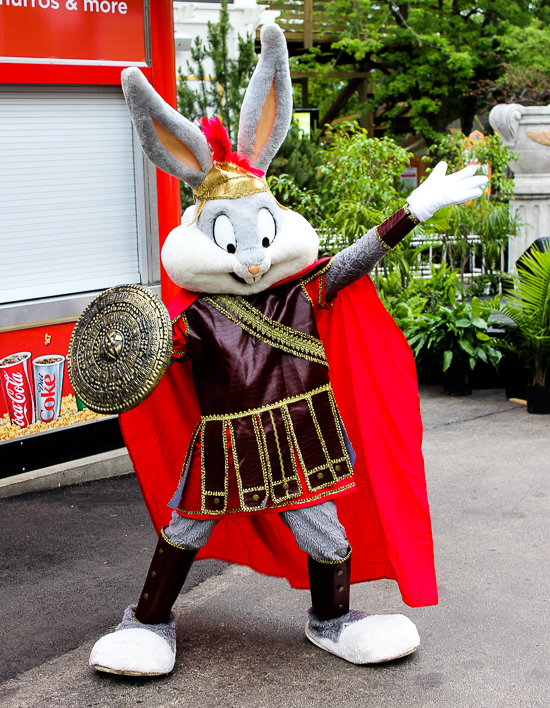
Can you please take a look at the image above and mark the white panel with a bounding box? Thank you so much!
[0,85,141,305]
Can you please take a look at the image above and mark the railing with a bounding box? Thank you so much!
[319,231,507,281]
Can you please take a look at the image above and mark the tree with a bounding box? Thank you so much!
[176,0,256,144]
[475,19,550,107]
[289,1,546,144]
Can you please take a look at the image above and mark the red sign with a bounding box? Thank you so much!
[0,0,146,65]
[0,352,35,428]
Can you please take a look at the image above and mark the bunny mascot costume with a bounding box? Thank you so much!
[89,24,488,676]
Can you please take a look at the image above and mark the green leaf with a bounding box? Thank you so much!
[471,297,482,319]
[459,340,475,356]
[443,350,453,372]
[476,331,491,341]
[469,356,476,369]
[455,319,471,327]
[471,317,488,329]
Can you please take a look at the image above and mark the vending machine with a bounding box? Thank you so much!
[0,0,181,477]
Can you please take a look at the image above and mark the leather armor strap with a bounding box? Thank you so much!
[203,294,329,368]
[307,550,351,621]
[134,532,198,625]
[376,205,421,249]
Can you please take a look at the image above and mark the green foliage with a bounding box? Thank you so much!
[408,263,464,314]
[500,18,550,76]
[267,122,324,193]
[404,295,502,381]
[425,132,520,278]
[428,132,516,200]
[378,263,501,382]
[267,173,327,227]
[481,19,550,106]
[492,248,550,386]
[288,48,360,120]
[286,1,542,143]
[468,273,503,297]
[176,0,256,144]
[270,122,415,255]
[378,262,463,325]
[320,123,410,214]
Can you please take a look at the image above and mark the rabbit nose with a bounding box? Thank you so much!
[248,265,261,275]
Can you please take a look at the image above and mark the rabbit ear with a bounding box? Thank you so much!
[237,24,292,173]
[121,68,213,189]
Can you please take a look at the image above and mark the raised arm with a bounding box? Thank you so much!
[325,162,488,300]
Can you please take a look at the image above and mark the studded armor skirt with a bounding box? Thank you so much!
[169,382,356,519]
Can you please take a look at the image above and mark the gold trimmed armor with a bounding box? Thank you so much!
[170,262,355,517]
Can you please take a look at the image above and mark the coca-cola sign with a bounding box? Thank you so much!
[33,356,65,423]
[0,352,35,428]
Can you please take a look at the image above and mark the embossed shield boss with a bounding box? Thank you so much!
[68,285,172,414]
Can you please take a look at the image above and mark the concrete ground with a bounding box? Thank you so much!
[0,385,549,707]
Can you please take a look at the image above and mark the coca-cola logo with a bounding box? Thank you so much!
[3,370,31,427]
[38,373,57,423]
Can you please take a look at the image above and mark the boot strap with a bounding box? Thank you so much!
[307,549,351,622]
[135,532,198,624]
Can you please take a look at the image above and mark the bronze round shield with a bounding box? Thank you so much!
[67,285,173,414]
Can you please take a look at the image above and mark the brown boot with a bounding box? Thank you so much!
[307,549,351,621]
[305,548,421,664]
[134,530,198,625]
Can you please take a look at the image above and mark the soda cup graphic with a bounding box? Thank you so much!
[0,351,36,428]
[33,355,65,424]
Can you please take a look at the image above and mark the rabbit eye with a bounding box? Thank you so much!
[214,215,237,254]
[258,208,276,248]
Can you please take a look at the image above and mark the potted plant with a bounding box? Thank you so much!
[494,247,550,413]
[405,293,502,396]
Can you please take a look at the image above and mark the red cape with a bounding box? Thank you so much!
[120,263,438,608]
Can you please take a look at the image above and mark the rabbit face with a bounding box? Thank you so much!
[162,195,319,295]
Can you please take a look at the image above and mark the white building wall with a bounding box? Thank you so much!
[489,103,550,269]
[173,1,279,78]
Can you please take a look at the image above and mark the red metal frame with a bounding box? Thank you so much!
[149,0,182,306]
[1,0,181,307]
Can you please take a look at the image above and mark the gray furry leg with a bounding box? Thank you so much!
[164,510,218,549]
[279,500,349,562]
[116,604,177,652]
[281,501,370,643]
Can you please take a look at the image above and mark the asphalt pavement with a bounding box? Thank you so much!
[0,386,549,707]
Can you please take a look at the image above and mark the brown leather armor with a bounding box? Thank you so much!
[173,263,354,516]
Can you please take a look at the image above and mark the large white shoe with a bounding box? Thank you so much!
[90,627,176,676]
[305,613,420,664]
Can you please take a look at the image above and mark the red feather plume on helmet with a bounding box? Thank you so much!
[200,117,265,178]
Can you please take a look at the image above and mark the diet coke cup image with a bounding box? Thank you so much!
[33,355,65,424]
[0,351,36,429]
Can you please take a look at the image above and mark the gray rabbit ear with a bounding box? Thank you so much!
[121,68,213,189]
[237,24,292,173]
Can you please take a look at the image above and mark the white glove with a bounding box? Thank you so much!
[406,161,489,222]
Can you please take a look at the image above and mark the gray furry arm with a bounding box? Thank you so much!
[324,229,389,300]
[324,205,421,300]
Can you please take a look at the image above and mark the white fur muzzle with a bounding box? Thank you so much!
[161,208,320,295]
